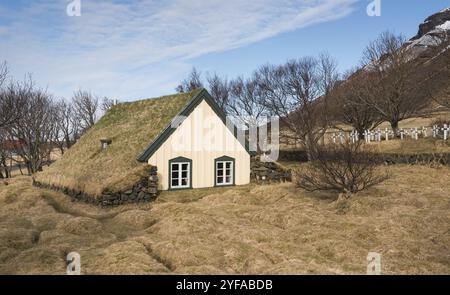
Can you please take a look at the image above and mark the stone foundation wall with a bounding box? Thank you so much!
[251,158,292,184]
[278,150,450,167]
[33,166,159,207]
[278,150,309,162]
[379,153,450,166]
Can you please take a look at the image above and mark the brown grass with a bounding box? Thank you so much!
[1,164,449,274]
[34,89,200,196]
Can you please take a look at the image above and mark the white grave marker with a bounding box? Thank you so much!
[399,129,405,140]
[384,128,390,141]
[443,124,449,140]
[432,125,438,138]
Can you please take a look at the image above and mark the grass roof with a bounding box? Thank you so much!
[35,89,202,196]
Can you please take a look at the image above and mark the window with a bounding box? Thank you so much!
[215,156,234,186]
[170,162,190,189]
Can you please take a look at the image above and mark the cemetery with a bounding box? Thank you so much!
[329,124,449,144]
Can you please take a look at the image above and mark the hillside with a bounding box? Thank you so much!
[364,8,450,108]
[35,89,201,196]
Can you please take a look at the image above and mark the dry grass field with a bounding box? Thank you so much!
[1,164,449,274]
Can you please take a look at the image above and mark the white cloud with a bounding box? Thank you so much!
[0,0,357,100]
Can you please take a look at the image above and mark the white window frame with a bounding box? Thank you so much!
[216,160,233,186]
[170,162,190,189]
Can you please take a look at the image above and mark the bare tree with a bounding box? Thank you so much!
[72,89,99,132]
[259,54,339,160]
[54,99,79,154]
[176,67,203,93]
[317,53,340,143]
[177,68,231,111]
[101,96,115,113]
[0,62,26,129]
[0,61,7,88]
[7,84,57,174]
[206,72,229,110]
[332,69,384,137]
[296,140,389,195]
[360,31,430,134]
[228,75,268,127]
[0,129,12,178]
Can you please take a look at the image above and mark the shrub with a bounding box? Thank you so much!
[296,140,389,195]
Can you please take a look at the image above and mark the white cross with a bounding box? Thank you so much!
[432,125,438,138]
[421,127,427,137]
[376,129,382,142]
[364,130,370,143]
[331,133,337,144]
[411,128,418,140]
[399,128,405,140]
[384,128,390,141]
[349,130,357,143]
[442,124,449,140]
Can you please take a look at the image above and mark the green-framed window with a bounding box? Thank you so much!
[214,156,235,186]
[169,156,192,190]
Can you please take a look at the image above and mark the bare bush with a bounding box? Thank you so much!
[296,140,389,194]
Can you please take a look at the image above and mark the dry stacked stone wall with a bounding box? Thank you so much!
[33,166,159,207]
[251,158,292,184]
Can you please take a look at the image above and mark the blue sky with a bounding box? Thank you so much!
[0,0,449,101]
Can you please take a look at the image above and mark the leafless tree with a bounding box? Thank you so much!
[101,96,115,113]
[332,69,384,137]
[206,72,229,110]
[360,31,430,134]
[228,75,268,127]
[0,129,12,178]
[296,140,389,195]
[54,99,79,154]
[0,62,27,129]
[259,54,339,160]
[72,89,99,132]
[177,68,232,111]
[0,61,7,87]
[175,67,203,93]
[317,53,341,143]
[7,84,57,174]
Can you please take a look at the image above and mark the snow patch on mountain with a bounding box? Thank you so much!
[408,34,443,48]
[436,20,450,30]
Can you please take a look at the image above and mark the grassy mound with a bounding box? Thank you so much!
[35,89,200,196]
